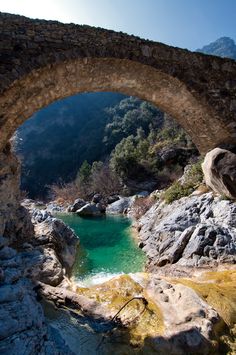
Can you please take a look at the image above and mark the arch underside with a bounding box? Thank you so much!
[0,57,233,153]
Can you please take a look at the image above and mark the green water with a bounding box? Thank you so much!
[58,214,146,285]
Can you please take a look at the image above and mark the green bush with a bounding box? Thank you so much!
[163,159,204,204]
[163,181,194,204]
[184,160,204,187]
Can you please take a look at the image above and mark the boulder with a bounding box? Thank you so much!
[67,198,86,212]
[106,196,135,214]
[107,195,120,204]
[33,216,79,272]
[146,277,221,354]
[92,193,102,203]
[202,147,236,199]
[30,248,64,286]
[31,208,52,223]
[76,203,104,216]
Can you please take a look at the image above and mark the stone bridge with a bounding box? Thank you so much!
[0,12,236,153]
[0,12,236,240]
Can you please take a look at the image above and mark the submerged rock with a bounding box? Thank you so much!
[138,192,236,269]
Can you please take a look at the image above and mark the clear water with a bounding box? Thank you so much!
[46,214,147,353]
[58,214,146,286]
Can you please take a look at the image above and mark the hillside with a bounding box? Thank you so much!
[15,92,125,198]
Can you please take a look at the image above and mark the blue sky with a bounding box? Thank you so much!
[0,0,235,50]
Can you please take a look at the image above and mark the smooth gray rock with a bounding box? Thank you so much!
[106,196,135,214]
[76,203,104,216]
[107,195,120,204]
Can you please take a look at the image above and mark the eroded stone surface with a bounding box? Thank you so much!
[0,247,73,355]
[137,192,236,269]
[39,273,228,354]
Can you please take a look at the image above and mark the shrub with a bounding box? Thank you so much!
[50,182,81,203]
[50,161,122,203]
[163,159,204,204]
[184,160,204,187]
[163,181,194,204]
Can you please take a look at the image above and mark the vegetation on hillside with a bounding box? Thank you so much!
[163,160,204,204]
[15,94,197,200]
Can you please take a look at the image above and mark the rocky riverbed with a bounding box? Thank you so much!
[1,189,236,354]
[135,192,236,270]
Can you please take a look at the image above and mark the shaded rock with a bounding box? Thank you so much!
[106,196,135,214]
[76,203,104,216]
[0,246,17,260]
[136,191,150,197]
[107,195,120,204]
[92,193,102,203]
[30,248,64,286]
[67,198,86,212]
[33,216,79,272]
[202,147,236,199]
[0,268,72,354]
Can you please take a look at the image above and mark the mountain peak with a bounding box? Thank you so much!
[197,37,236,60]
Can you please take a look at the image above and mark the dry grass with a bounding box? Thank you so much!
[132,196,155,220]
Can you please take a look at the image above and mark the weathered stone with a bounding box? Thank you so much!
[106,196,135,214]
[138,193,236,269]
[67,198,86,212]
[33,213,79,272]
[202,147,236,199]
[76,203,104,216]
[146,277,221,354]
[0,13,236,155]
[30,248,64,286]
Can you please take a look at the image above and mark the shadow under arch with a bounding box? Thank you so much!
[0,57,232,153]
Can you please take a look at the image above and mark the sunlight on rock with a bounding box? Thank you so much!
[76,274,164,347]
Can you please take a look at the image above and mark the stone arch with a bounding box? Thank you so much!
[0,12,236,242]
[0,57,233,153]
[0,13,236,154]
